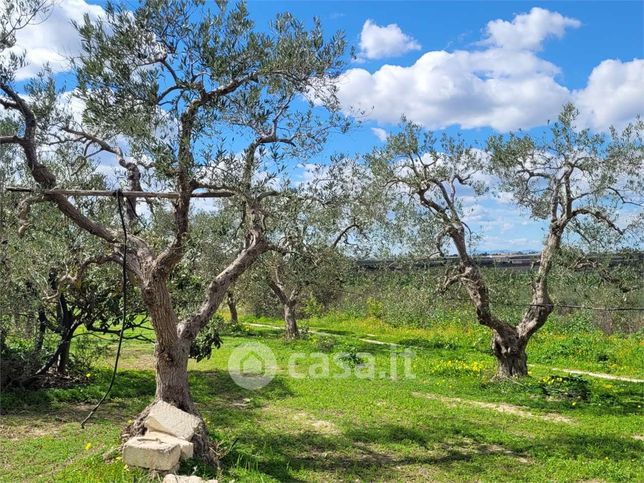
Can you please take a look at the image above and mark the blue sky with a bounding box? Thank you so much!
[6,0,643,252]
[250,1,643,90]
[254,1,643,253]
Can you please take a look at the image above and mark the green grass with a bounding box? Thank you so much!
[1,313,643,482]
[246,311,644,377]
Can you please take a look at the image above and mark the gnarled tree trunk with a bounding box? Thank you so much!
[448,224,531,378]
[126,295,215,463]
[227,291,238,325]
[124,277,216,462]
[284,301,299,339]
[141,278,196,413]
[441,216,565,378]
[154,335,193,411]
[492,328,527,378]
[268,278,300,339]
[125,240,267,464]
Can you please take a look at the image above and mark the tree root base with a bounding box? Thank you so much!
[121,401,219,469]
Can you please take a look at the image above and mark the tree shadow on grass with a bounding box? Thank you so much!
[189,369,295,438]
[311,328,356,337]
[397,337,462,350]
[528,433,644,461]
[0,367,295,456]
[0,366,278,410]
[224,417,644,482]
[479,377,644,416]
[221,421,531,481]
[0,369,156,415]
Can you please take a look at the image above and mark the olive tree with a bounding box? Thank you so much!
[1,115,151,386]
[263,234,356,339]
[368,105,642,377]
[1,0,346,460]
[261,160,369,338]
[486,104,642,375]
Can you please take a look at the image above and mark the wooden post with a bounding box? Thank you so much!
[6,186,233,199]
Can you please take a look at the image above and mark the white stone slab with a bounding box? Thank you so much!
[144,400,201,441]
[145,431,194,460]
[163,475,218,483]
[123,435,181,471]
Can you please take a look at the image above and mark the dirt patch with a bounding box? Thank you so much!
[0,402,128,441]
[462,439,531,464]
[119,349,155,370]
[411,392,573,424]
[544,367,644,384]
[262,406,341,435]
[0,420,63,440]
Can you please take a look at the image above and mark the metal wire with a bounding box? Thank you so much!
[325,286,644,312]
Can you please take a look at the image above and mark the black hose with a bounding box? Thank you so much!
[81,189,128,428]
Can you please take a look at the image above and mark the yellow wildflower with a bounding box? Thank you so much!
[84,442,92,450]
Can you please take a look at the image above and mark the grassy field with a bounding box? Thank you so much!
[1,313,643,482]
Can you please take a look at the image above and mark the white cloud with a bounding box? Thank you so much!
[481,7,581,51]
[338,8,641,132]
[574,59,644,130]
[358,19,420,60]
[3,0,105,80]
[462,199,545,252]
[338,48,570,131]
[371,127,388,142]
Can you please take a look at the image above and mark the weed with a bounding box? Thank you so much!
[539,375,591,402]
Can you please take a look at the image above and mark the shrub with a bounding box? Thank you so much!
[312,335,337,352]
[366,297,384,319]
[338,345,366,367]
[190,315,225,362]
[302,294,325,319]
[539,375,591,402]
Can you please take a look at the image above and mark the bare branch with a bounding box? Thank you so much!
[58,253,122,288]
[0,134,22,145]
[0,83,119,244]
[331,223,359,248]
[571,207,624,234]
[15,194,45,236]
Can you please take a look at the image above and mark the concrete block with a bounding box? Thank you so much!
[163,475,218,483]
[145,431,194,460]
[123,435,181,471]
[144,400,201,441]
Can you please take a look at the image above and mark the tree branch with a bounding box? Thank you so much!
[331,223,359,248]
[178,238,270,341]
[0,82,120,245]
[571,207,624,234]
